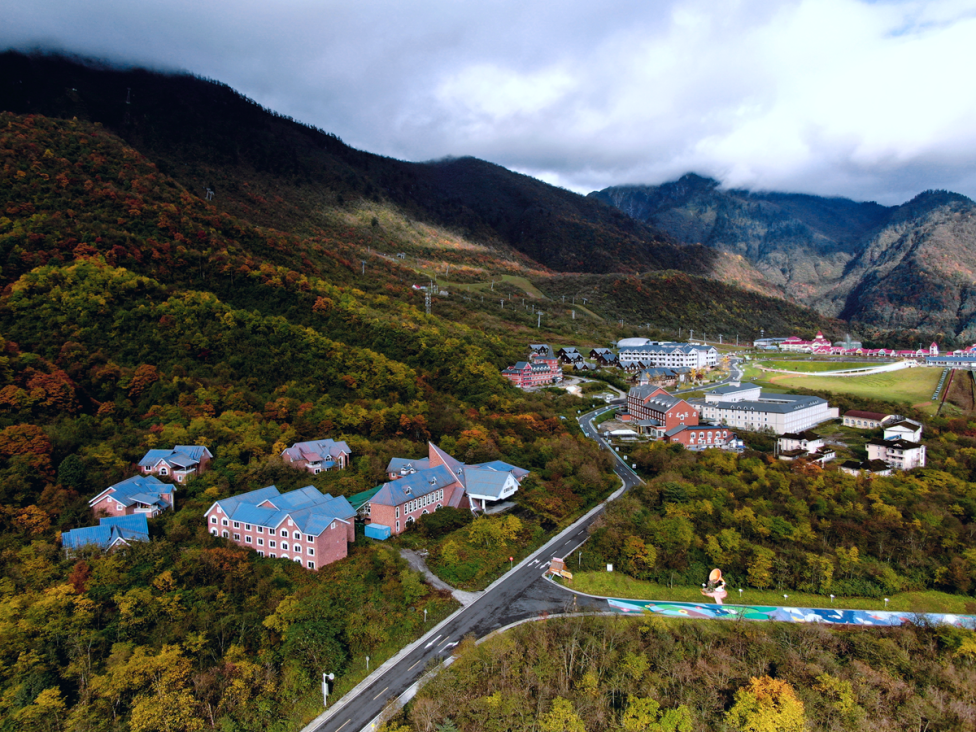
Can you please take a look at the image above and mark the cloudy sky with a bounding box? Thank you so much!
[5,0,976,204]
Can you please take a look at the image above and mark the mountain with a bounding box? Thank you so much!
[0,51,756,282]
[591,175,976,339]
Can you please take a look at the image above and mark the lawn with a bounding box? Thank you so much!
[566,572,976,614]
[760,360,885,373]
[766,367,942,410]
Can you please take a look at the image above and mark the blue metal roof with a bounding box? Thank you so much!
[371,465,455,506]
[62,514,149,551]
[212,485,354,536]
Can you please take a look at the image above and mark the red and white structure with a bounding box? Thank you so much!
[501,353,562,388]
[281,438,351,474]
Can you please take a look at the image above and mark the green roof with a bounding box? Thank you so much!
[347,486,381,511]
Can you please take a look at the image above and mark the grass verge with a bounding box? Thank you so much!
[566,572,976,614]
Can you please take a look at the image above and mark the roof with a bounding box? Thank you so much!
[138,445,211,468]
[844,410,889,420]
[370,465,457,506]
[472,460,530,480]
[281,438,351,463]
[705,393,829,414]
[463,467,517,500]
[348,486,382,511]
[386,457,431,474]
[868,438,924,450]
[780,431,820,441]
[208,485,355,536]
[886,420,921,431]
[711,384,760,395]
[90,475,170,508]
[62,514,149,551]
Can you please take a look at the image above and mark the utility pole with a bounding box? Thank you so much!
[361,260,366,275]
[572,310,575,320]
[500,299,504,309]
[537,312,542,328]
[425,281,432,316]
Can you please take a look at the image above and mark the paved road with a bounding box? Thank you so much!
[306,359,742,732]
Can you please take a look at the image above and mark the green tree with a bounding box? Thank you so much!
[539,697,585,732]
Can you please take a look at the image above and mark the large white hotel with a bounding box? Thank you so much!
[691,383,839,435]
[616,339,718,369]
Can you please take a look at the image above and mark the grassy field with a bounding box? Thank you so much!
[766,367,942,409]
[566,572,976,614]
[760,360,885,373]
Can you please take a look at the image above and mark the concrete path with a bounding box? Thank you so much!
[400,548,482,607]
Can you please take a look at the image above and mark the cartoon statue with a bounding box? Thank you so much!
[701,568,728,605]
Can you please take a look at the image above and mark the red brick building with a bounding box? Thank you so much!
[205,485,356,570]
[280,438,351,474]
[501,354,562,388]
[365,443,529,535]
[627,385,700,432]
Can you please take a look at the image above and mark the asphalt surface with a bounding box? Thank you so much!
[307,358,743,732]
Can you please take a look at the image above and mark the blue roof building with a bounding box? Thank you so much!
[62,514,149,553]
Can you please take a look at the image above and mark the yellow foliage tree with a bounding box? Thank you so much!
[539,697,586,732]
[726,676,805,732]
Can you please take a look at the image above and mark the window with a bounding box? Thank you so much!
[222,519,229,526]
[308,547,315,556]
[159,467,168,475]
[395,507,399,518]
[280,531,289,539]
[233,533,240,541]
[269,528,276,536]
[307,561,315,569]
[245,536,252,544]
[269,541,277,549]
[258,551,264,557]
[269,553,276,558]
[210,516,217,524]
[245,524,252,531]
[281,543,289,551]
[210,528,217,535]
[233,521,240,528]
[294,557,302,564]
[396,520,400,532]
[222,531,228,538]
[257,526,264,533]
[258,538,264,546]
[307,535,313,542]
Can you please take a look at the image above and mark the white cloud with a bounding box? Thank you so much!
[3,0,976,203]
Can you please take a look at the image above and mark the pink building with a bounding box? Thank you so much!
[205,485,356,570]
[501,354,562,388]
[89,475,175,518]
[281,438,351,474]
[364,443,529,535]
[139,445,213,483]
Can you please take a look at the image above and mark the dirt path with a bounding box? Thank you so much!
[400,548,482,607]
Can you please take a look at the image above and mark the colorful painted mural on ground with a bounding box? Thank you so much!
[607,598,976,629]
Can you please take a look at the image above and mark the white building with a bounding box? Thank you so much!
[866,438,926,471]
[884,420,923,442]
[693,387,839,435]
[618,343,717,369]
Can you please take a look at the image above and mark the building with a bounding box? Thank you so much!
[501,354,562,388]
[693,387,839,435]
[866,438,926,471]
[776,431,836,465]
[138,445,213,482]
[556,347,585,365]
[281,438,351,473]
[205,485,356,570]
[618,343,716,369]
[926,354,976,369]
[662,424,738,450]
[89,475,175,518]
[778,331,833,353]
[884,420,923,442]
[529,344,554,358]
[61,514,149,554]
[363,443,529,535]
[626,386,700,436]
[842,411,892,429]
[840,459,893,477]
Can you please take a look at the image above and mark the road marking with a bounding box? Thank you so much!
[408,659,422,671]
[424,634,442,649]
[438,637,454,647]
[443,641,459,649]
[372,686,389,701]
[336,721,350,732]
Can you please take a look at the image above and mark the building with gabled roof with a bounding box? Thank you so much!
[205,485,356,570]
[61,514,149,554]
[89,475,175,518]
[139,445,213,482]
[842,410,892,429]
[363,443,529,535]
[281,438,351,474]
[386,456,432,480]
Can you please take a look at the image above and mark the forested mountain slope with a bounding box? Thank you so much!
[0,51,748,280]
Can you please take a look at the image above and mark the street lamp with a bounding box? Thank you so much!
[423,608,428,623]
[830,594,835,604]
[322,672,335,707]
[738,588,743,600]
[366,656,370,672]
[884,598,889,609]
[578,551,582,568]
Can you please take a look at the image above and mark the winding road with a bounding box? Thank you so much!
[302,360,745,732]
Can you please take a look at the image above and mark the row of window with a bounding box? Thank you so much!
[216,529,318,555]
[256,550,315,569]
[211,516,320,540]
